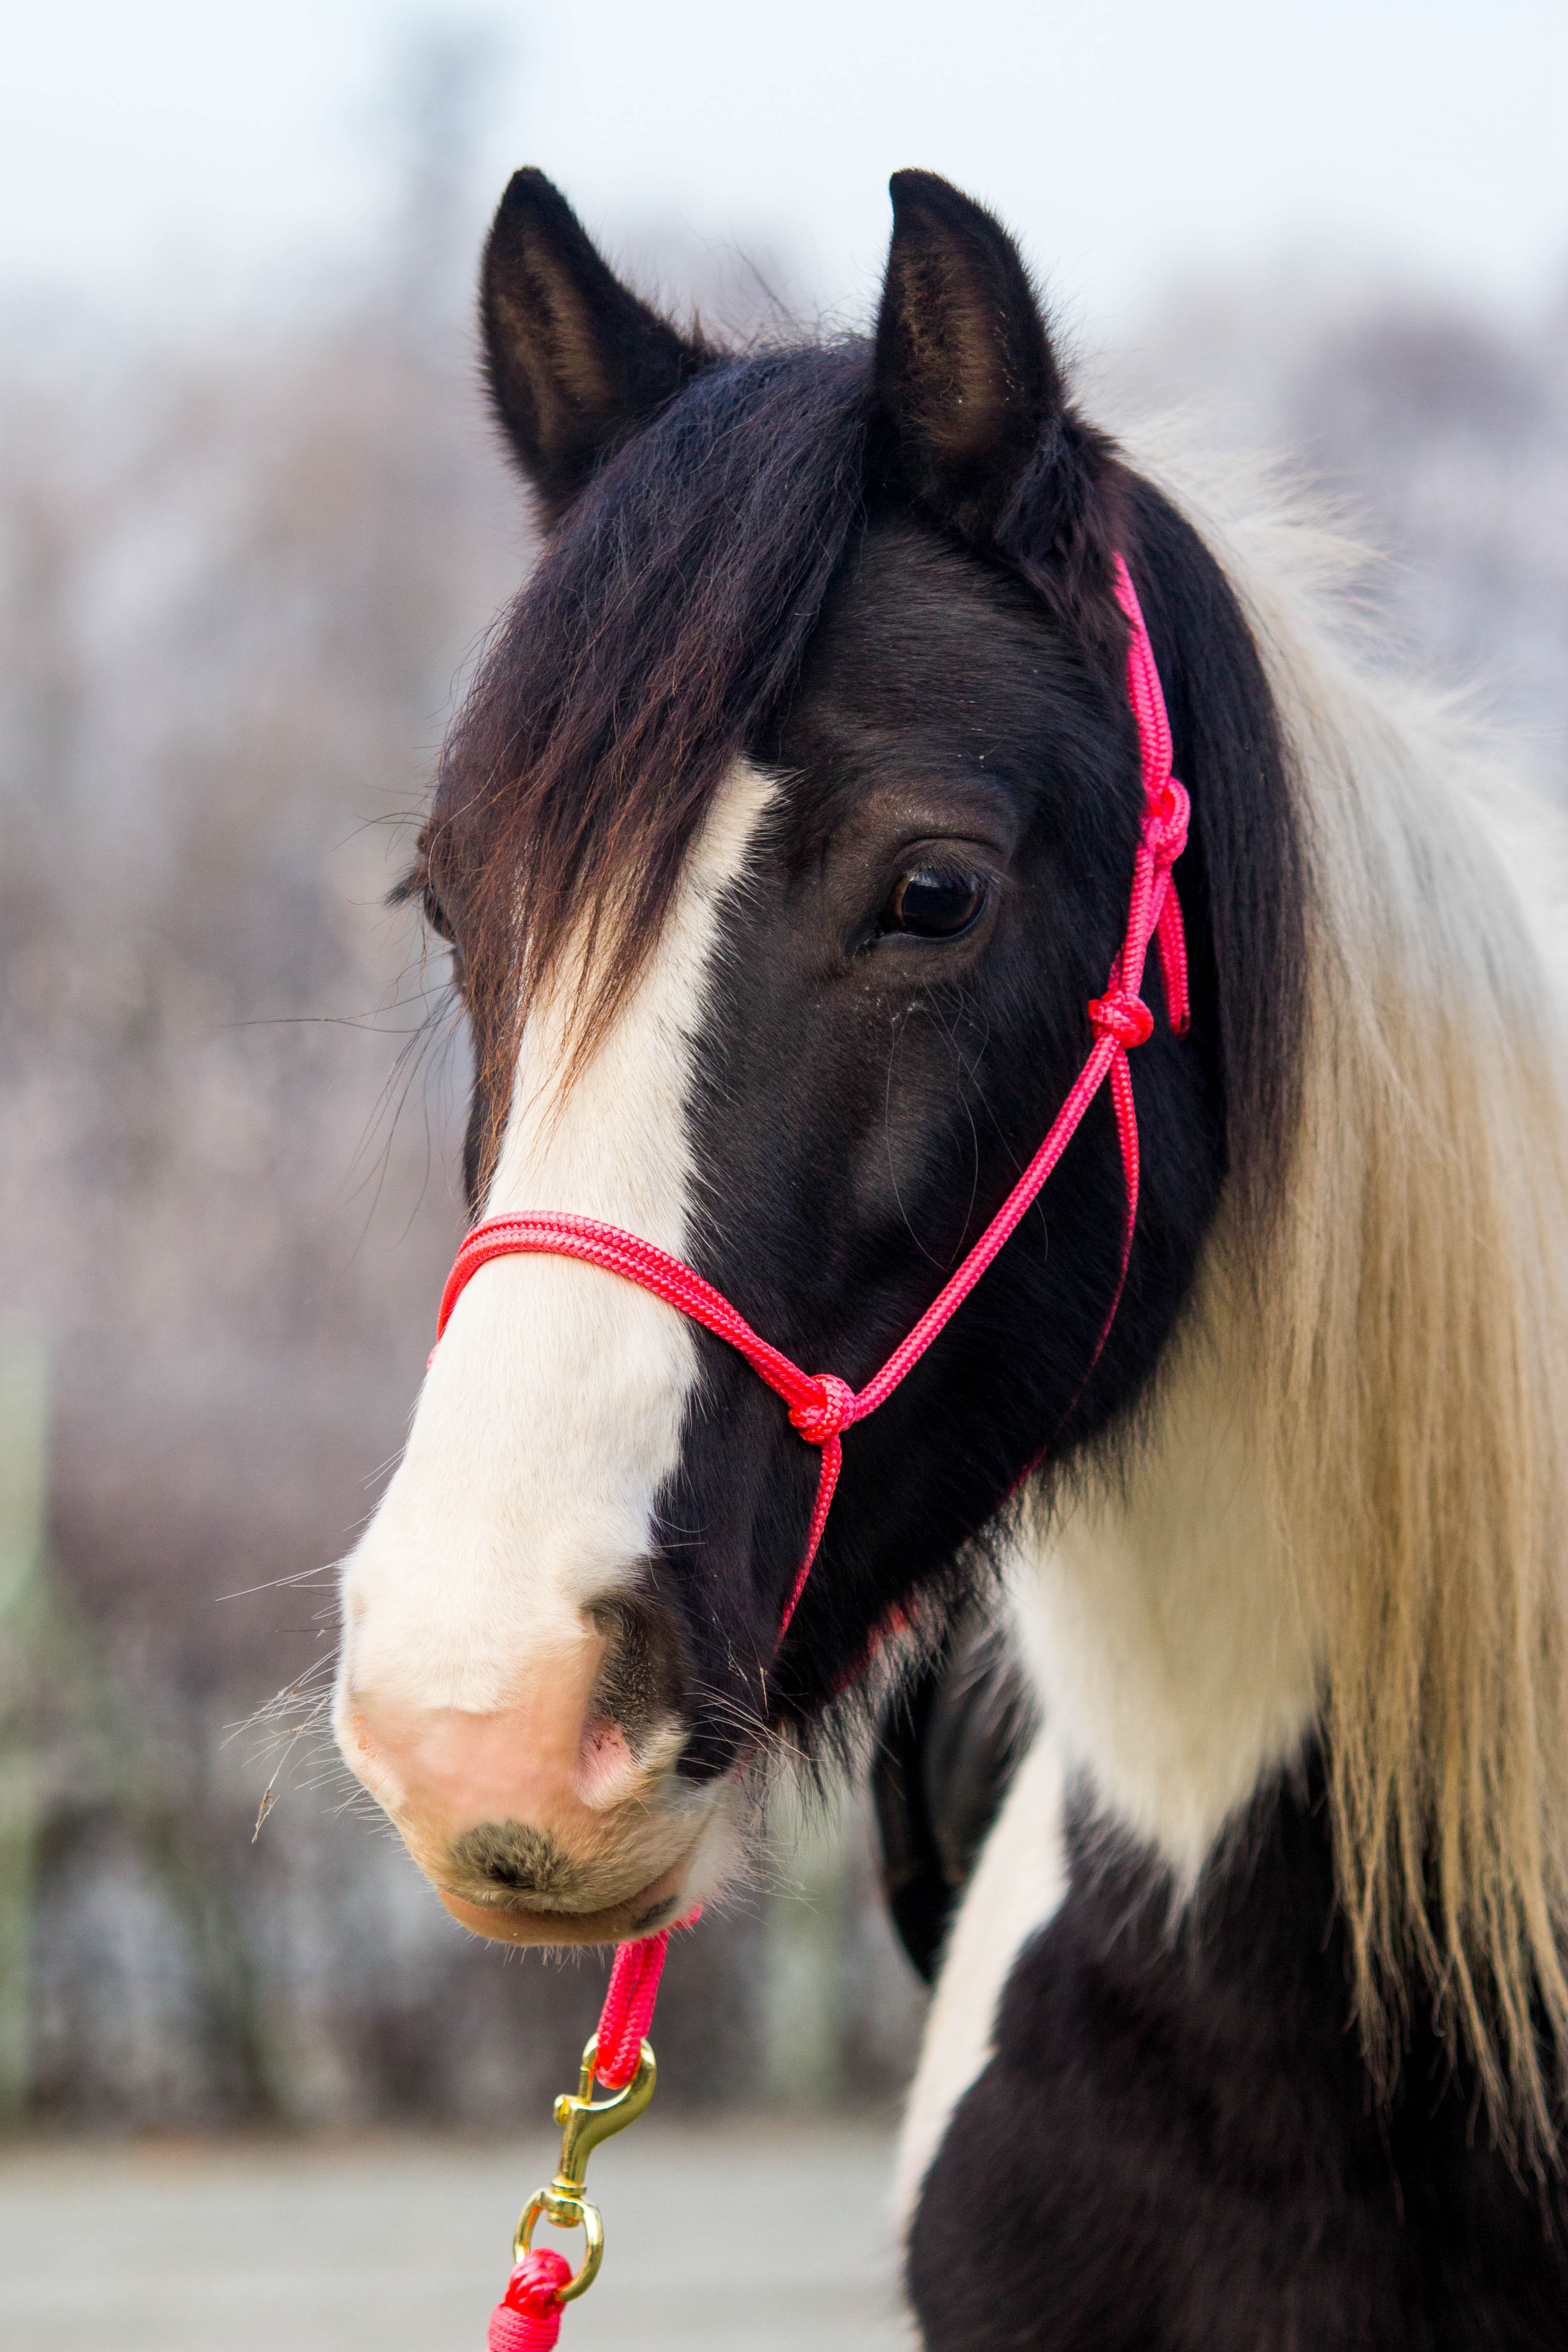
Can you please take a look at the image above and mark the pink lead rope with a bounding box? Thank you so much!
[459,556,1189,2344]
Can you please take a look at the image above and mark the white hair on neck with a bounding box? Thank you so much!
[1013,429,1568,2150]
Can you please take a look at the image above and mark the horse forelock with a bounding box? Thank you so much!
[421,343,873,1180]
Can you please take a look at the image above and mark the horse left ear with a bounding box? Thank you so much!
[481,169,714,525]
[873,170,1065,541]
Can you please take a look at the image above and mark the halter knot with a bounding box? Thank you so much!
[489,2250,572,2350]
[788,1373,856,1446]
[1151,775,1190,866]
[1087,991,1154,1050]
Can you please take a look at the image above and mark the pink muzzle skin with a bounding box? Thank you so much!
[430,555,1189,2212]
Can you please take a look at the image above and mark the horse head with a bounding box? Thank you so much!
[332,169,1299,1947]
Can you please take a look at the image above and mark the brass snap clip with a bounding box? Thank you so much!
[514,2032,657,2302]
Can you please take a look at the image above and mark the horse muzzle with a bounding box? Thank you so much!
[333,1627,721,1946]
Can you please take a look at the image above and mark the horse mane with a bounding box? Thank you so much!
[1140,435,1568,2153]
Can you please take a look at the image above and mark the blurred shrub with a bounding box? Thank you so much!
[1113,268,1568,775]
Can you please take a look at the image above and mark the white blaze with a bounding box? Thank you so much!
[336,763,775,1724]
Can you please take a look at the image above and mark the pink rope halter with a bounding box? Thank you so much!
[436,555,1189,1642]
[468,554,1188,2346]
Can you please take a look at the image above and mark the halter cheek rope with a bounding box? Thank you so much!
[438,557,1189,2346]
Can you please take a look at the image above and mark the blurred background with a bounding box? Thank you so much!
[0,0,1565,2340]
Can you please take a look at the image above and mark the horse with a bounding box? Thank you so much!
[331,166,1568,2345]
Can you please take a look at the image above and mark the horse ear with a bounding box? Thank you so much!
[481,169,712,523]
[873,170,1066,540]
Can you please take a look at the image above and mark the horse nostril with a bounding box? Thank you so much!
[587,1589,685,1739]
[447,1819,586,1900]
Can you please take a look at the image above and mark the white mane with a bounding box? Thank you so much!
[1015,434,1568,2148]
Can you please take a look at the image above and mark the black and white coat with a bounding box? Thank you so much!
[892,1563,1568,2346]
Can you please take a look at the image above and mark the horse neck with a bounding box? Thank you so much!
[1006,1250,1319,1887]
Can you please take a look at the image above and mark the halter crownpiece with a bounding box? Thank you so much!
[450,553,1191,2345]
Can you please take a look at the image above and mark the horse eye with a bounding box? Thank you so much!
[879,867,987,940]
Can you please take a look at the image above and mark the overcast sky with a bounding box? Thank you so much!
[4,0,1567,336]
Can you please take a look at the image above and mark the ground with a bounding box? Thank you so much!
[0,2120,908,2351]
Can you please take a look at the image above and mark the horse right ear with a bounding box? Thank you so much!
[481,170,713,524]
